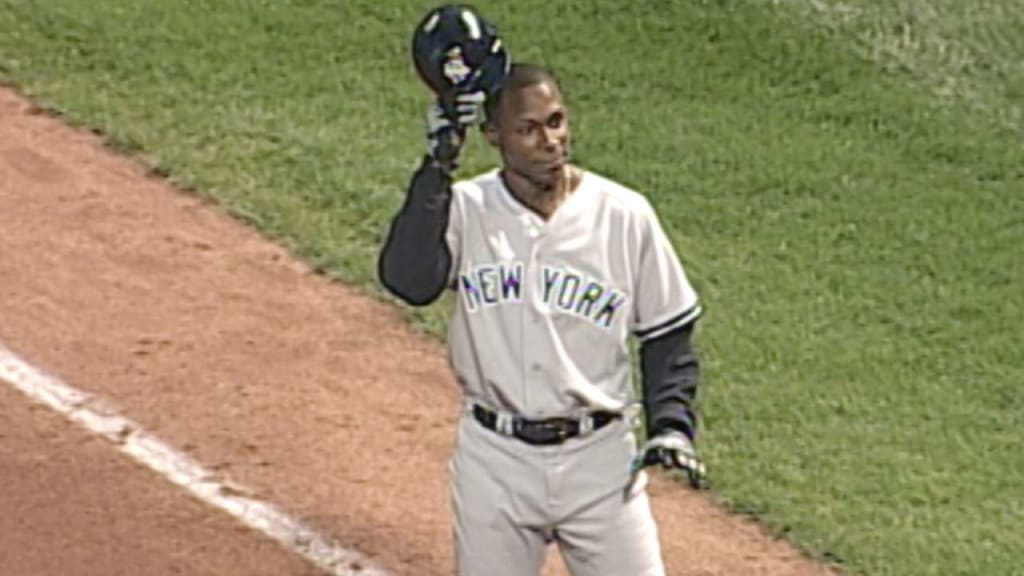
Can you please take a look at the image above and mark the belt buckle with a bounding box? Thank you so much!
[514,416,579,446]
[541,419,573,443]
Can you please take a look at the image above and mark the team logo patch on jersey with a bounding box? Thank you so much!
[459,262,523,311]
[541,266,627,328]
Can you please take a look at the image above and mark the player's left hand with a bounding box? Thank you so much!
[631,430,708,490]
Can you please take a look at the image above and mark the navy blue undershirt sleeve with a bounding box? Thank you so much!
[378,156,454,306]
[639,322,701,441]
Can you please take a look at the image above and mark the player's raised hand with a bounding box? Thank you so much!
[631,430,708,490]
[425,101,460,171]
[426,90,486,173]
[452,90,487,126]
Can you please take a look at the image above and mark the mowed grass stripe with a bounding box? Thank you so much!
[1,1,1020,574]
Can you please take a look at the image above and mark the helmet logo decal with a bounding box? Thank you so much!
[443,46,472,85]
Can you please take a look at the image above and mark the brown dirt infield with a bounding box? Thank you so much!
[0,86,837,576]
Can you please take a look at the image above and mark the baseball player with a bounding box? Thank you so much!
[380,11,706,576]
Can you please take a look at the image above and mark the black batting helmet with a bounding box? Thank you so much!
[411,5,510,102]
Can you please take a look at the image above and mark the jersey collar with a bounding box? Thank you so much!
[496,168,589,229]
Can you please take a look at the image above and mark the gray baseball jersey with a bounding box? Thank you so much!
[444,168,701,418]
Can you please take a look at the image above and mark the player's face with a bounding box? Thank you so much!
[488,81,571,191]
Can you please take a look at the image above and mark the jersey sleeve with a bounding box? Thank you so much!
[631,202,702,342]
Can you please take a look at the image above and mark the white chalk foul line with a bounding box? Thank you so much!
[0,342,389,576]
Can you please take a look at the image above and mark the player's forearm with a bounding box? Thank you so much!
[378,157,454,306]
[639,323,700,440]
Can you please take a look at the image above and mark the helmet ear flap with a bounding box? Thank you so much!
[411,5,510,105]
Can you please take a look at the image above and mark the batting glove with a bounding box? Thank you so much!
[631,430,708,490]
[451,90,487,126]
[426,90,486,172]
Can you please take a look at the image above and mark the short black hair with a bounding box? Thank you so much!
[484,63,562,126]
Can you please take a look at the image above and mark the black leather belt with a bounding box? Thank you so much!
[472,404,619,446]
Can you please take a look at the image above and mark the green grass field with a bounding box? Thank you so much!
[1,1,1021,574]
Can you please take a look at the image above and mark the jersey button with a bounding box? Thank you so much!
[530,363,542,372]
